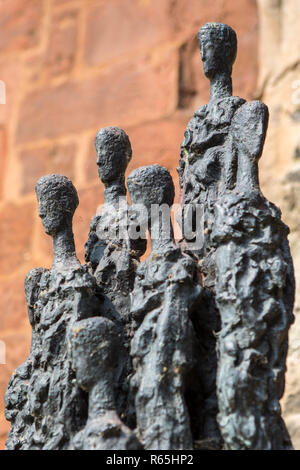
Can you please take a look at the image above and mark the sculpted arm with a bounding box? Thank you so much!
[231,100,269,192]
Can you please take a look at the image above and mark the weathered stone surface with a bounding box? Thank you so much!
[84,0,172,66]
[45,8,79,77]
[19,143,77,195]
[0,277,27,331]
[0,202,34,276]
[52,0,79,6]
[16,49,178,143]
[0,58,23,127]
[0,127,7,198]
[222,0,258,100]
[0,0,43,54]
[169,0,224,35]
[127,118,188,171]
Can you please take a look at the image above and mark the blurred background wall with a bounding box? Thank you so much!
[0,0,299,449]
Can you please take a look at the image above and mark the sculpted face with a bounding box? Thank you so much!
[95,127,132,185]
[36,175,78,236]
[37,195,66,236]
[200,39,225,78]
[198,23,237,79]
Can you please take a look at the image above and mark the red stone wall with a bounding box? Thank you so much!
[0,0,258,448]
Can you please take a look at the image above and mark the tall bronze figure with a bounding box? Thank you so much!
[180,22,294,450]
[127,165,201,450]
[6,175,103,449]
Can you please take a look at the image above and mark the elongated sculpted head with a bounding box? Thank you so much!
[95,127,132,185]
[35,174,79,236]
[198,23,237,79]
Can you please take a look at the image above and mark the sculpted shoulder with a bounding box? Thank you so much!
[194,104,208,119]
[234,99,268,118]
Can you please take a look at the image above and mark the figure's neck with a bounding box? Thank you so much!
[52,227,80,272]
[88,379,115,419]
[209,73,232,101]
[149,213,175,253]
[104,177,126,205]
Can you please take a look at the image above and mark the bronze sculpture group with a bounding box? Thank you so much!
[5,23,295,450]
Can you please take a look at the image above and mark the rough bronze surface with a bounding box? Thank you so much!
[5,176,99,449]
[70,316,141,450]
[85,127,146,315]
[5,175,140,450]
[127,165,202,450]
[5,23,295,451]
[212,104,294,450]
[179,22,295,450]
[85,127,147,426]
